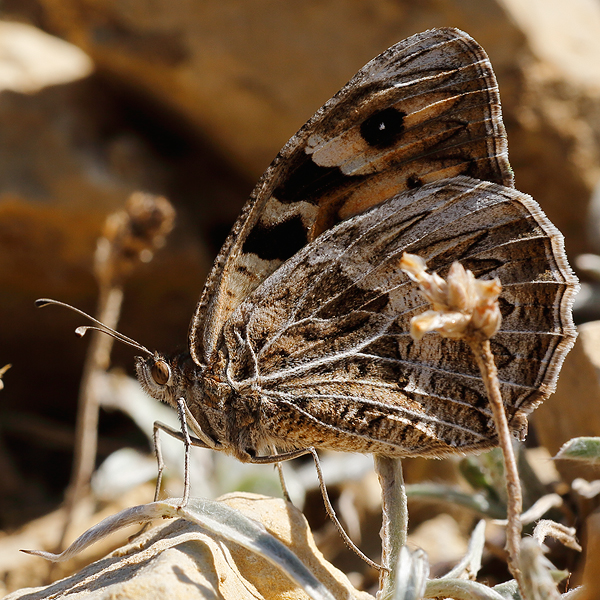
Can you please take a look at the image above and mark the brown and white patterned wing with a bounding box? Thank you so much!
[190,28,513,365]
[223,177,577,457]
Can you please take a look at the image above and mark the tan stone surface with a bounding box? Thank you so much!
[23,0,600,257]
[407,513,467,567]
[532,323,600,483]
[578,321,600,371]
[0,21,93,93]
[499,0,600,89]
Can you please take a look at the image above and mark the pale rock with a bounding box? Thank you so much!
[407,513,467,568]
[4,493,374,600]
[19,0,600,256]
[0,21,93,93]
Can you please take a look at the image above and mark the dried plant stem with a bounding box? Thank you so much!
[52,194,175,553]
[374,455,407,598]
[58,286,123,549]
[468,338,524,592]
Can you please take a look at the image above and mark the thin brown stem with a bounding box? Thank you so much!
[54,194,175,553]
[468,338,524,593]
[58,286,123,549]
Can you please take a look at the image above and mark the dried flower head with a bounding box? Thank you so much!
[95,192,176,285]
[400,253,502,341]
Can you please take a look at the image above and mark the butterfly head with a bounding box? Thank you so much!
[135,353,182,406]
[36,297,186,407]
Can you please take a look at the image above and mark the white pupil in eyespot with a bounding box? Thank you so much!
[151,361,170,385]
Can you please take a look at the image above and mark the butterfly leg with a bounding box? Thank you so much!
[308,448,384,573]
[126,420,171,541]
[152,420,167,503]
[175,398,192,506]
[151,416,212,505]
[275,461,291,503]
[250,447,384,571]
[129,418,209,542]
[249,449,309,503]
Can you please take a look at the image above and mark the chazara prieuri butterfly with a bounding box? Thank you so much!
[40,27,578,491]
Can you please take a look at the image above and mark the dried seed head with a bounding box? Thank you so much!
[95,192,176,285]
[400,253,502,341]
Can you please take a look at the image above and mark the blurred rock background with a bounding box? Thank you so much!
[2,0,600,595]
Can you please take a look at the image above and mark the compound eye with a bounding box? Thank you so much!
[151,360,171,386]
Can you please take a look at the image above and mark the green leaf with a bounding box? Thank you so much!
[387,546,429,600]
[556,437,600,463]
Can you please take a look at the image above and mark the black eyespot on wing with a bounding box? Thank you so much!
[242,214,308,261]
[359,107,406,148]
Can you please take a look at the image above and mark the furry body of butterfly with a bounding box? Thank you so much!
[133,28,577,464]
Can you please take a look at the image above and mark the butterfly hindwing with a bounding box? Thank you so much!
[221,177,577,457]
[190,28,514,365]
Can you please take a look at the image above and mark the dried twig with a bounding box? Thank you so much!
[58,193,175,549]
[400,253,525,594]
[467,337,523,588]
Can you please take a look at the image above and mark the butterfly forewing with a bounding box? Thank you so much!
[191,28,514,365]
[221,177,576,457]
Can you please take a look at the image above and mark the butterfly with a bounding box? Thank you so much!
[42,27,578,478]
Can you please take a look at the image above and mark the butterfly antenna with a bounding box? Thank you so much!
[36,298,153,357]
